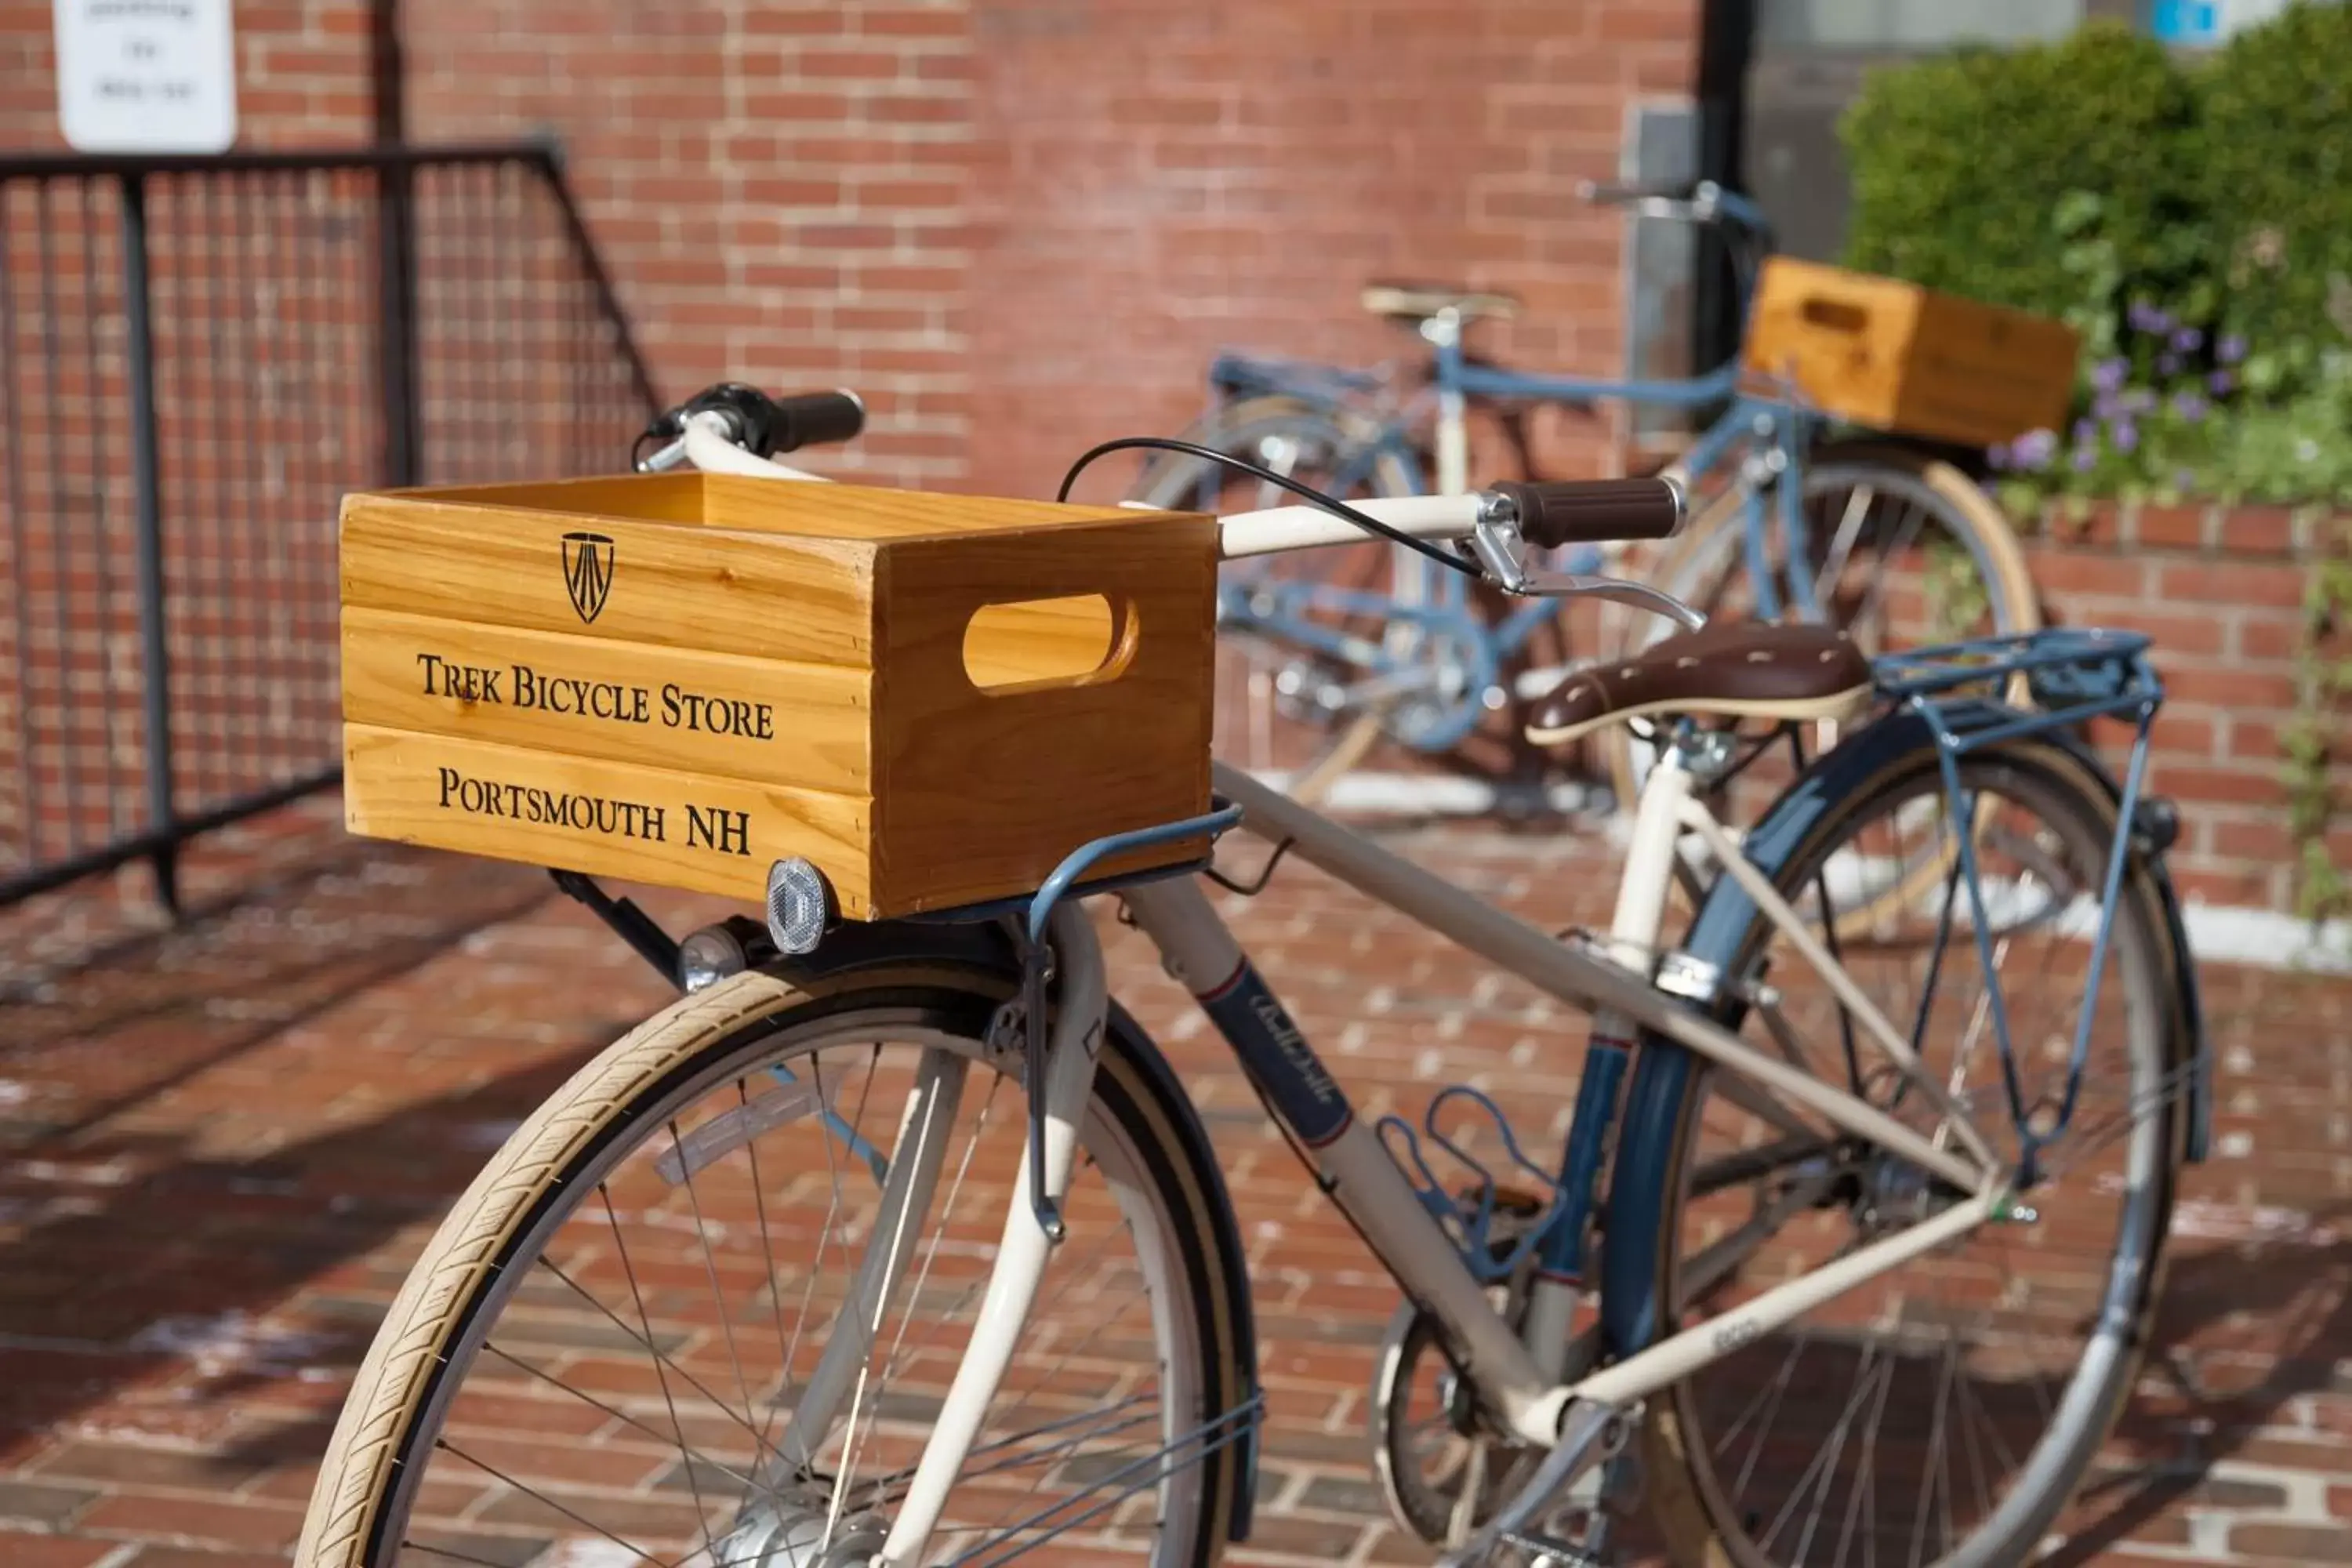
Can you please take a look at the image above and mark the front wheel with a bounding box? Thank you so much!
[297,965,1253,1568]
[1624,735,2184,1568]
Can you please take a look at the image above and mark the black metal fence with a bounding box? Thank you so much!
[0,141,660,910]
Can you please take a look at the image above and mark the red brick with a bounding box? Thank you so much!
[2220,504,2303,555]
[2136,502,2212,549]
[2157,558,2309,608]
[74,1494,304,1551]
[2232,1523,2352,1562]
[0,1534,114,1568]
[2241,613,2309,663]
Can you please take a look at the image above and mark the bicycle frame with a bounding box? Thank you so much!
[832,741,2027,1563]
[640,420,2168,1566]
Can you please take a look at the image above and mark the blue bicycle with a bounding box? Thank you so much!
[1131,181,2039,808]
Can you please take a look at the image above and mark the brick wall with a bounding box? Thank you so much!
[401,0,979,486]
[961,0,1697,497]
[2024,503,2321,913]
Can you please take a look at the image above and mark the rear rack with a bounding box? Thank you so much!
[1871,628,2164,1186]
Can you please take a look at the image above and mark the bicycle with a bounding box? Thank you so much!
[301,386,2204,1568]
[1134,181,2039,811]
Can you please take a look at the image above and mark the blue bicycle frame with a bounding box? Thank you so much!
[1210,191,1835,751]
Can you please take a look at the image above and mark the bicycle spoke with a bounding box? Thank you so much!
[596,1185,724,1566]
[434,1437,666,1568]
[669,1116,768,1465]
[477,1341,770,1499]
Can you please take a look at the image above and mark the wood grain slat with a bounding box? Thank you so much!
[341,606,871,794]
[343,724,875,913]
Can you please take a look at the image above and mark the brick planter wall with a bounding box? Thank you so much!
[2020,501,2318,913]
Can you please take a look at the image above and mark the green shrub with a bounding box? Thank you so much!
[2201,1,2352,369]
[1838,23,2205,322]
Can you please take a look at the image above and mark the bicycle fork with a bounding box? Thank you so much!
[756,904,1111,1566]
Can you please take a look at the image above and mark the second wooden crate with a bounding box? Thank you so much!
[1741,258,2080,449]
[339,473,1218,920]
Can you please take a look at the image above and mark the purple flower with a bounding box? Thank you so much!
[2094,391,2122,421]
[2011,428,2058,470]
[2128,299,2173,336]
[2157,352,2182,376]
[2074,416,2098,445]
[2114,418,2140,453]
[2122,389,2157,415]
[2219,333,2248,364]
[2171,325,2204,354]
[2092,358,2129,393]
[2172,390,2208,423]
[2072,448,2098,473]
[1987,442,2009,470]
[2209,368,2237,395]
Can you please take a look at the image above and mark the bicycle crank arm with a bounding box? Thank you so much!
[1435,1398,1628,1568]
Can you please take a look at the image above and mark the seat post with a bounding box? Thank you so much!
[1425,307,1471,496]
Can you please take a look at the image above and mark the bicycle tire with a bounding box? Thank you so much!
[297,964,1254,1568]
[1616,731,2183,1568]
[1128,396,1421,806]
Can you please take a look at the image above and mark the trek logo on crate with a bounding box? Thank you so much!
[561,531,616,623]
[411,651,779,740]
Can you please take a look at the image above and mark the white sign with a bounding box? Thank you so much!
[54,0,238,154]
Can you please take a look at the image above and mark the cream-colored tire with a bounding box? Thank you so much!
[297,964,1251,1568]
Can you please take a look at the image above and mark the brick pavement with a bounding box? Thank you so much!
[3,796,2352,1566]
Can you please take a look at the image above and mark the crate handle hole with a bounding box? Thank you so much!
[1798,297,1869,335]
[963,593,1134,693]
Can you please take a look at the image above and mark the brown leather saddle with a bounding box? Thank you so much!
[1525,621,1873,748]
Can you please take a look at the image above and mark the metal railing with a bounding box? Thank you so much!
[0,140,660,910]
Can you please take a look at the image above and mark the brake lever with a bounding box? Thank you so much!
[1467,505,1706,632]
[1508,570,1707,630]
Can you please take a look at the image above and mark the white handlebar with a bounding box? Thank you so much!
[681,415,829,483]
[1213,495,1477,560]
[669,416,1482,561]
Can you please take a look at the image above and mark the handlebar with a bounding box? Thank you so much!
[637,383,866,474]
[638,383,1698,627]
[1577,178,1773,251]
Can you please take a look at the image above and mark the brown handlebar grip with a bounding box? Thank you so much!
[1493,477,1684,550]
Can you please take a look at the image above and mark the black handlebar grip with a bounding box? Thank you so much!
[768,389,866,454]
[1493,477,1685,550]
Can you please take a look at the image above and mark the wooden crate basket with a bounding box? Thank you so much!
[1740,257,2080,449]
[339,473,1218,920]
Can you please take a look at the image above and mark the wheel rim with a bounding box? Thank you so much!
[372,1007,1207,1568]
